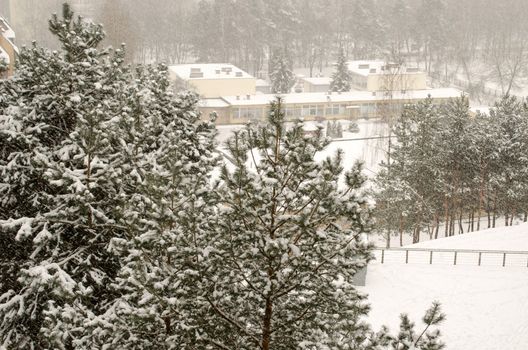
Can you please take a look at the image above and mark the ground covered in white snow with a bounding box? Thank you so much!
[215,118,389,175]
[362,224,528,350]
[411,223,528,251]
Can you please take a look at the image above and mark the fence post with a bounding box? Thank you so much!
[381,249,385,264]
[478,252,482,266]
[503,253,506,267]
[429,251,433,265]
[405,250,409,264]
[453,251,457,266]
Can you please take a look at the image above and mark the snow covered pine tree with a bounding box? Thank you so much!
[329,47,352,93]
[0,5,130,347]
[0,4,216,348]
[66,66,218,348]
[198,97,445,349]
[269,48,296,94]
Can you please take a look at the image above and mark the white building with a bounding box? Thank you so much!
[348,60,427,92]
[169,62,463,125]
[169,63,256,99]
[301,77,332,93]
[0,16,18,78]
[199,88,464,125]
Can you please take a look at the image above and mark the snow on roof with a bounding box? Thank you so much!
[347,60,386,76]
[221,88,464,107]
[302,77,332,85]
[0,17,15,40]
[348,60,423,77]
[0,17,19,55]
[169,63,254,80]
[198,98,230,108]
[256,79,270,87]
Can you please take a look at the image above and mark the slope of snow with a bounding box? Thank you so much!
[410,222,528,251]
[362,224,528,350]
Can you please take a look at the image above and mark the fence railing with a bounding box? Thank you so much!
[372,248,528,268]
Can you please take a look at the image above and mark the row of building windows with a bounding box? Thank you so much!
[232,103,353,120]
[285,104,348,118]
[229,101,437,120]
[232,107,265,119]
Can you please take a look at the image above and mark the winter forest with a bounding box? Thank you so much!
[10,0,528,103]
[1,1,528,349]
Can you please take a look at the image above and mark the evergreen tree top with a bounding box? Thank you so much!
[330,47,351,93]
[49,3,106,62]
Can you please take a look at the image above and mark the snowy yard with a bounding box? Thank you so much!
[362,223,528,349]
[216,118,389,176]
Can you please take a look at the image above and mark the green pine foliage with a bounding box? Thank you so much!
[0,5,216,348]
[330,47,352,92]
[0,58,7,76]
[203,97,374,348]
[0,5,130,347]
[374,94,528,245]
[391,302,446,350]
[269,48,295,94]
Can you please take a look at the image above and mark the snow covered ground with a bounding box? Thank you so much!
[411,223,528,251]
[361,223,528,349]
[215,118,389,176]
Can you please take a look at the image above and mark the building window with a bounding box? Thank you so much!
[285,106,301,119]
[233,107,264,120]
[324,104,344,116]
[301,105,310,116]
[360,103,377,117]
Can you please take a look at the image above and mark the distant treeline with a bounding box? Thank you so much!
[374,95,528,246]
[12,0,528,95]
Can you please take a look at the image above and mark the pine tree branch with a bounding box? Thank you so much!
[273,233,362,299]
[205,295,262,347]
[44,219,128,231]
[204,338,231,350]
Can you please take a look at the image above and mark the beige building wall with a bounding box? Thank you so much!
[188,78,256,99]
[367,72,427,92]
[0,36,15,77]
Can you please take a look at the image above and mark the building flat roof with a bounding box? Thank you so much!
[0,17,15,40]
[0,17,18,55]
[169,63,254,80]
[256,79,270,87]
[347,60,423,77]
[302,77,332,85]
[348,60,386,77]
[198,98,231,108]
[221,88,464,107]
